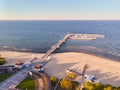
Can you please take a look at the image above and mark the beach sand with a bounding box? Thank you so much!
[0,51,120,86]
[0,51,43,65]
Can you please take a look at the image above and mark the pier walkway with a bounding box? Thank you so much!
[40,33,71,59]
[0,33,71,90]
[70,34,104,40]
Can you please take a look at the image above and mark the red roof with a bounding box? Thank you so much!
[35,65,42,69]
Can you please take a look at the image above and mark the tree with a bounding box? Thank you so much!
[60,79,72,90]
[104,85,113,90]
[83,81,92,88]
[94,83,104,90]
[50,76,58,83]
[66,72,76,79]
[0,57,6,65]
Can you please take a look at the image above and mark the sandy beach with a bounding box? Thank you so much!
[0,51,120,86]
[0,51,44,65]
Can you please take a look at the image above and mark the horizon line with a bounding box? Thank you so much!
[0,19,120,21]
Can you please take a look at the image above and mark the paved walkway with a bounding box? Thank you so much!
[33,72,51,90]
[42,73,51,90]
[33,74,43,90]
[0,69,30,90]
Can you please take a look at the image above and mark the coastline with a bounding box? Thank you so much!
[0,51,120,86]
[72,50,120,63]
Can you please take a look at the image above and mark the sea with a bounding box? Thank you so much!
[0,20,120,61]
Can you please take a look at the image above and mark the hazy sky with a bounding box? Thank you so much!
[0,0,120,20]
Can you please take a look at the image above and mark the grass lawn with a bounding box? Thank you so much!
[0,73,11,82]
[16,77,36,90]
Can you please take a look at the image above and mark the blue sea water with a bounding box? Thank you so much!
[0,20,120,61]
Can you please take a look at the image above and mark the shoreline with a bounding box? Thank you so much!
[73,50,120,63]
[0,51,120,86]
[1,49,120,63]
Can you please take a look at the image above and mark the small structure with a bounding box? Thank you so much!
[14,61,24,70]
[35,65,42,69]
[0,65,14,74]
[84,74,99,83]
[84,74,95,82]
[31,64,44,73]
[70,34,104,40]
[14,61,32,70]
[15,61,24,65]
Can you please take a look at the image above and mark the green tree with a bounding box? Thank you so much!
[112,87,118,90]
[66,72,76,79]
[0,57,6,65]
[117,87,120,90]
[83,81,92,89]
[60,79,72,90]
[50,76,58,83]
[94,83,104,90]
[104,85,113,90]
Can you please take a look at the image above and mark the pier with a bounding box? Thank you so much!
[70,34,104,40]
[0,33,104,89]
[40,33,71,59]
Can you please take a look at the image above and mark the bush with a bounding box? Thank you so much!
[0,58,6,65]
[66,72,76,79]
[60,79,72,90]
[50,76,58,83]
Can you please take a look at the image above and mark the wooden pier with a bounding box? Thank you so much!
[41,33,71,59]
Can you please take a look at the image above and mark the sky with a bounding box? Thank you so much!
[0,0,120,20]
